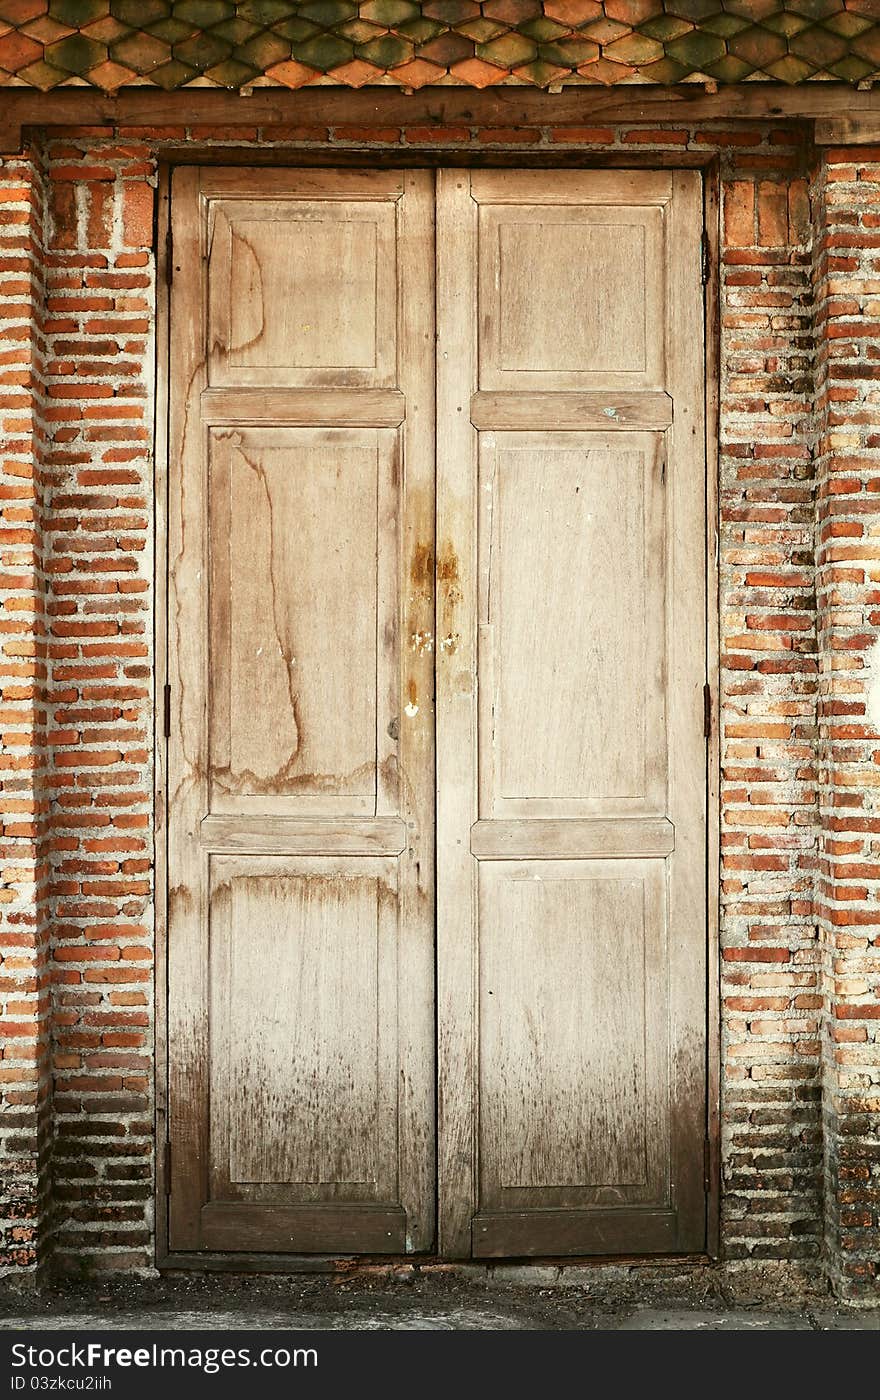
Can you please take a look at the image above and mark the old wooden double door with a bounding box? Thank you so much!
[164,166,709,1260]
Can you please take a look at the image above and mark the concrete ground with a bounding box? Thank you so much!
[0,1263,877,1331]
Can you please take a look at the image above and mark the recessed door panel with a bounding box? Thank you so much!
[208,859,397,1199]
[478,198,665,392]
[478,432,666,814]
[208,196,397,386]
[207,428,390,813]
[478,860,666,1209]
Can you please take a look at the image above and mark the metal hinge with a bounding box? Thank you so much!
[703,682,712,739]
[164,1140,172,1195]
[703,1138,711,1193]
[163,682,171,739]
[701,228,710,286]
[165,227,173,287]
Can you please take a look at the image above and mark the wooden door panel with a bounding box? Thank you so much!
[207,858,397,1201]
[478,860,667,1210]
[207,197,397,387]
[167,165,709,1263]
[167,167,435,1256]
[478,206,664,391]
[478,432,666,815]
[437,168,707,1258]
[207,427,393,814]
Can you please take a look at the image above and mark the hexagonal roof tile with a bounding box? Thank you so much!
[0,0,876,89]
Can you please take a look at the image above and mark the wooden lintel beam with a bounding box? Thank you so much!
[0,83,879,152]
[815,116,880,144]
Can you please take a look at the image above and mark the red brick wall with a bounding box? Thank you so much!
[718,155,822,1268]
[0,148,51,1281]
[1,114,876,1297]
[813,145,880,1301]
[43,136,155,1275]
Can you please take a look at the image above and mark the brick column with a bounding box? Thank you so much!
[0,147,51,1283]
[813,143,880,1303]
[44,138,156,1276]
[718,160,824,1267]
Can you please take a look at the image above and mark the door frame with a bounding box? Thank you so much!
[152,152,721,1272]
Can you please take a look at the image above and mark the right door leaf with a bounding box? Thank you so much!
[436,168,708,1259]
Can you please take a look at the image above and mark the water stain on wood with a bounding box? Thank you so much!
[437,540,461,608]
[410,542,433,599]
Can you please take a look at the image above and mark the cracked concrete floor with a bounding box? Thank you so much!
[0,1266,877,1331]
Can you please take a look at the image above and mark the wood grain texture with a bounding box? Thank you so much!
[703,168,722,1261]
[472,1208,677,1258]
[200,815,406,855]
[663,170,709,1252]
[478,432,666,815]
[198,168,405,200]
[392,171,437,1250]
[479,864,665,1204]
[469,171,673,205]
[0,87,870,159]
[470,392,672,431]
[470,818,674,860]
[153,168,172,1247]
[815,117,880,144]
[208,196,397,388]
[166,165,708,1262]
[435,170,480,1258]
[209,860,396,1198]
[200,1204,405,1253]
[478,202,664,393]
[208,429,381,809]
[437,167,708,1257]
[166,167,435,1256]
[167,165,210,1252]
[201,388,405,427]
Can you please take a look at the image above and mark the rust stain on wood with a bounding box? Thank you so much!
[437,540,461,597]
[410,542,433,598]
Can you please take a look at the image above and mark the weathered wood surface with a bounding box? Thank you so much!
[437,168,708,1258]
[3,84,880,155]
[166,167,436,1256]
[165,164,709,1262]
